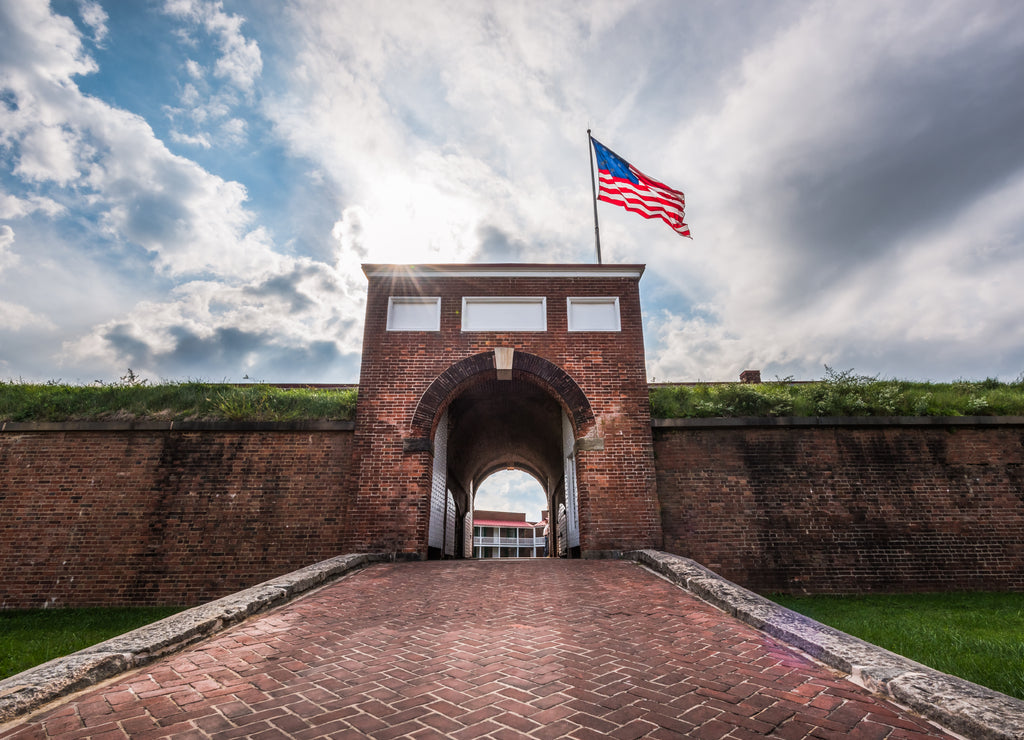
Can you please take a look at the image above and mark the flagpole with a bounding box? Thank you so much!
[587,129,602,264]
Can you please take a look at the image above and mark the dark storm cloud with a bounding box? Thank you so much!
[103,322,353,381]
[775,23,1024,294]
[242,267,318,312]
[104,323,155,366]
[165,326,271,367]
[103,324,270,375]
[474,224,530,262]
[122,193,191,247]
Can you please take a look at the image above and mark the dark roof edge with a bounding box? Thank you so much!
[362,263,645,279]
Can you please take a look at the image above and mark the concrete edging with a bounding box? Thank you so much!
[632,549,1024,740]
[0,553,385,724]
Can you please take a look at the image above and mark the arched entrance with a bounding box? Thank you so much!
[414,352,594,559]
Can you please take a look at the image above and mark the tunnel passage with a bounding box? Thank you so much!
[419,353,592,559]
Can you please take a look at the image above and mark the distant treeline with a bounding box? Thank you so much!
[3,368,1024,422]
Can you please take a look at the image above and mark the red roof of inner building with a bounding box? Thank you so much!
[473,519,544,529]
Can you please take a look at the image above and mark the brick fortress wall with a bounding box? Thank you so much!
[0,424,354,608]
[3,418,1024,606]
[654,419,1024,593]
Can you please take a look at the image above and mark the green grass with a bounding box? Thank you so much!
[0,380,357,422]
[770,592,1024,700]
[5,368,1024,422]
[0,607,184,680]
[650,368,1024,418]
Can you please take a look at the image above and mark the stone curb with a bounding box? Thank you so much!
[0,553,385,724]
[632,549,1024,740]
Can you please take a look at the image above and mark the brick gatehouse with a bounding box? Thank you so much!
[347,264,660,559]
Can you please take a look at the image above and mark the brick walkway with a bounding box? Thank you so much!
[1,560,953,739]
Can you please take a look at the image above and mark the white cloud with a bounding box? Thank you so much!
[2,2,348,381]
[3,0,1023,385]
[263,0,627,266]
[0,299,55,332]
[62,255,366,381]
[2,4,281,279]
[13,124,82,185]
[474,470,547,522]
[219,117,246,145]
[643,1,1024,381]
[0,192,64,219]
[162,0,262,92]
[169,128,212,148]
[0,2,98,88]
[0,227,54,332]
[0,225,16,272]
[78,1,108,44]
[158,3,258,151]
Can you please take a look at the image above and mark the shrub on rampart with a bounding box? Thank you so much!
[6,368,1024,422]
[0,380,357,422]
[649,368,1024,419]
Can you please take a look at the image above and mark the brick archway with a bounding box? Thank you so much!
[413,351,593,559]
[409,350,595,443]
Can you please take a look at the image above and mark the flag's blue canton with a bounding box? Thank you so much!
[591,139,638,184]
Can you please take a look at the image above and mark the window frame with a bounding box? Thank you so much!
[566,296,621,332]
[386,296,441,331]
[461,296,547,332]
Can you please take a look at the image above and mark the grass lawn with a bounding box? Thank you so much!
[770,592,1024,700]
[0,607,184,680]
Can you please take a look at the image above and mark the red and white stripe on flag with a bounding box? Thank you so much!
[591,137,691,238]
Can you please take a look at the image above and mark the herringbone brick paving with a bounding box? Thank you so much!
[1,560,953,739]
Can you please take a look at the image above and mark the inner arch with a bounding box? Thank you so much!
[447,377,563,496]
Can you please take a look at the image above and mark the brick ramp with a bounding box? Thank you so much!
[0,559,963,739]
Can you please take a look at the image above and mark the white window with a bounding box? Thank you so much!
[567,296,620,331]
[387,296,441,331]
[462,297,547,331]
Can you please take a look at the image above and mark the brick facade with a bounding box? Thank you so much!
[0,425,354,608]
[654,419,1024,593]
[348,264,661,557]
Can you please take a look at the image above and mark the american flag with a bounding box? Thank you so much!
[591,137,691,238]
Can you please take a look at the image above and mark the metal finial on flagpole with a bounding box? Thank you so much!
[587,129,602,264]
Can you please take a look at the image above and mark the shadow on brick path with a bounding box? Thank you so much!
[0,560,953,739]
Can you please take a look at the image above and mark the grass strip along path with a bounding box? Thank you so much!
[771,592,1024,700]
[0,607,184,680]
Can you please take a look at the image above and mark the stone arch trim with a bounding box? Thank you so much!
[408,351,594,443]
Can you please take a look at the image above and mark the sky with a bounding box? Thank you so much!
[474,469,547,524]
[3,0,1024,398]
